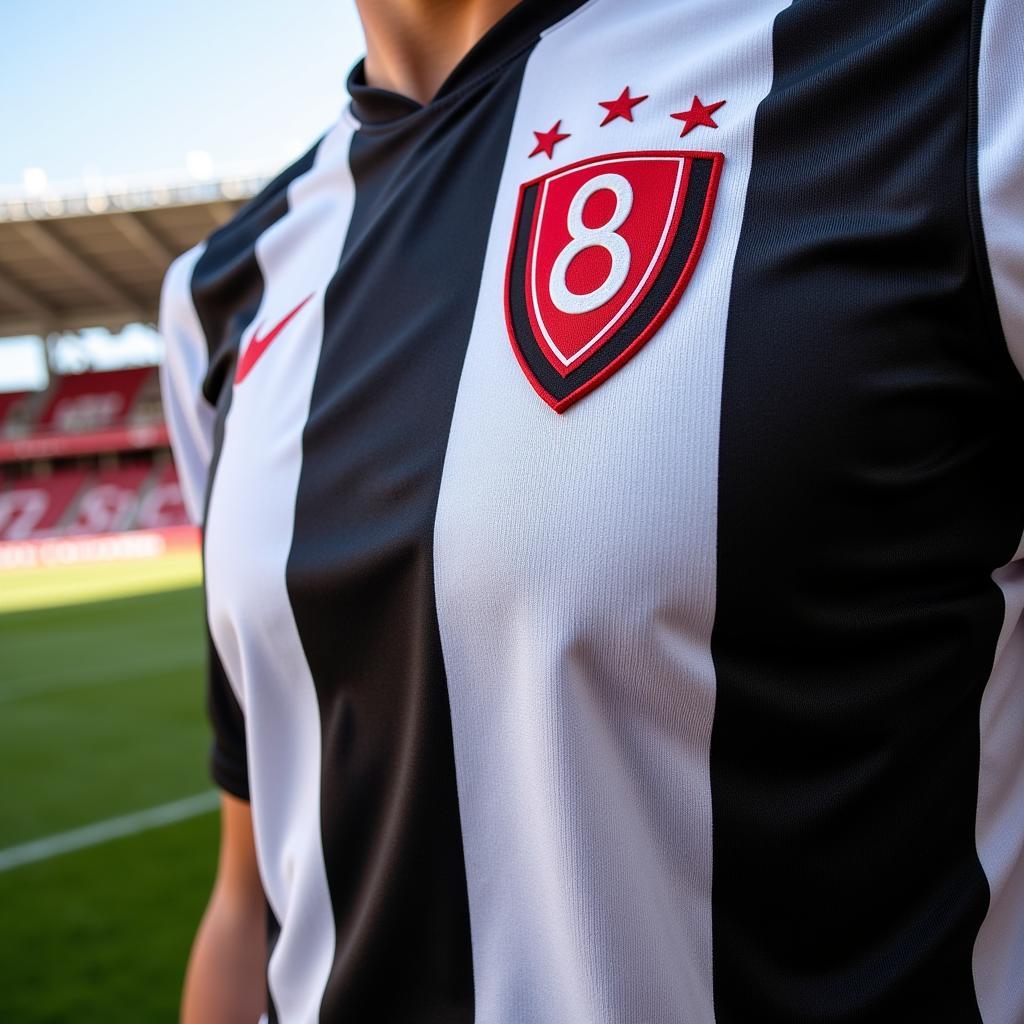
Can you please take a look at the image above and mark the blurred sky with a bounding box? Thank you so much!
[2,0,364,185]
[1,0,365,389]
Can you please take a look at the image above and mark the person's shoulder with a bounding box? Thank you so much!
[159,135,327,342]
[198,137,325,273]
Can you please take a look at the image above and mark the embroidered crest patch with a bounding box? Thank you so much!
[504,150,724,412]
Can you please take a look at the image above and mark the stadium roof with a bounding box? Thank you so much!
[0,172,272,338]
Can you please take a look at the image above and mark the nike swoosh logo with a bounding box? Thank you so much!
[234,294,315,385]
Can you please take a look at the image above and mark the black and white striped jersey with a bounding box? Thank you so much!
[158,0,1024,1020]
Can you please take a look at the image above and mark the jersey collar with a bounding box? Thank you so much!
[346,0,590,127]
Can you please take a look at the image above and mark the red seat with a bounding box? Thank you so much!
[68,464,153,535]
[135,462,191,529]
[0,470,90,541]
[35,368,154,434]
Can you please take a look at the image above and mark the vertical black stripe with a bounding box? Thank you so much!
[192,140,321,544]
[283,47,543,1024]
[710,1,1024,1020]
[188,141,321,1024]
[192,144,321,422]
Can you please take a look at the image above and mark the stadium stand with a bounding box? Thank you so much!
[69,464,154,535]
[0,365,192,543]
[0,168,270,338]
[0,366,169,460]
[35,366,153,434]
[0,461,191,542]
[0,468,90,541]
[135,461,190,530]
[0,171,266,558]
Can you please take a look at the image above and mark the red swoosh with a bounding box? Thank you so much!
[234,293,315,385]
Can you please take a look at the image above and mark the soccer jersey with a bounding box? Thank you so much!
[158,0,1024,1020]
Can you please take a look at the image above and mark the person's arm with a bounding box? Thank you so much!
[181,793,267,1024]
[158,249,263,1021]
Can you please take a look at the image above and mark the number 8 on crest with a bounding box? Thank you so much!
[504,149,725,412]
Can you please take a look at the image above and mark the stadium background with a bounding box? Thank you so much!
[2,3,363,1019]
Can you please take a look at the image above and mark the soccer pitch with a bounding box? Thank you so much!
[0,555,216,1022]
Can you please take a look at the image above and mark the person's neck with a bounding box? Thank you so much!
[355,0,521,105]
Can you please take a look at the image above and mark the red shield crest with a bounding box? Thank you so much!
[505,150,724,412]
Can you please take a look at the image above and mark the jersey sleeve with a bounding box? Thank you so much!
[978,0,1024,376]
[206,632,250,800]
[157,243,215,524]
[158,243,251,800]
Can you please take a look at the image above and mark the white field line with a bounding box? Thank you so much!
[0,791,219,873]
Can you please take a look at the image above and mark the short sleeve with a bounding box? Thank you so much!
[978,0,1024,375]
[158,242,250,799]
[158,243,215,524]
[206,631,250,800]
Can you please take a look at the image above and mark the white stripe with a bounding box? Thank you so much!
[434,1,787,1021]
[977,0,1024,382]
[974,4,1024,1021]
[0,791,218,873]
[973,528,1024,1024]
[202,115,359,1024]
[158,242,213,526]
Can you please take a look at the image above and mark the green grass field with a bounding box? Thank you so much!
[0,553,217,1023]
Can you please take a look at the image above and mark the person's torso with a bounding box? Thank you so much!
[177,0,1024,1020]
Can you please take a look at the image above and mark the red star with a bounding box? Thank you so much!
[670,95,727,137]
[598,86,648,126]
[529,120,571,159]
